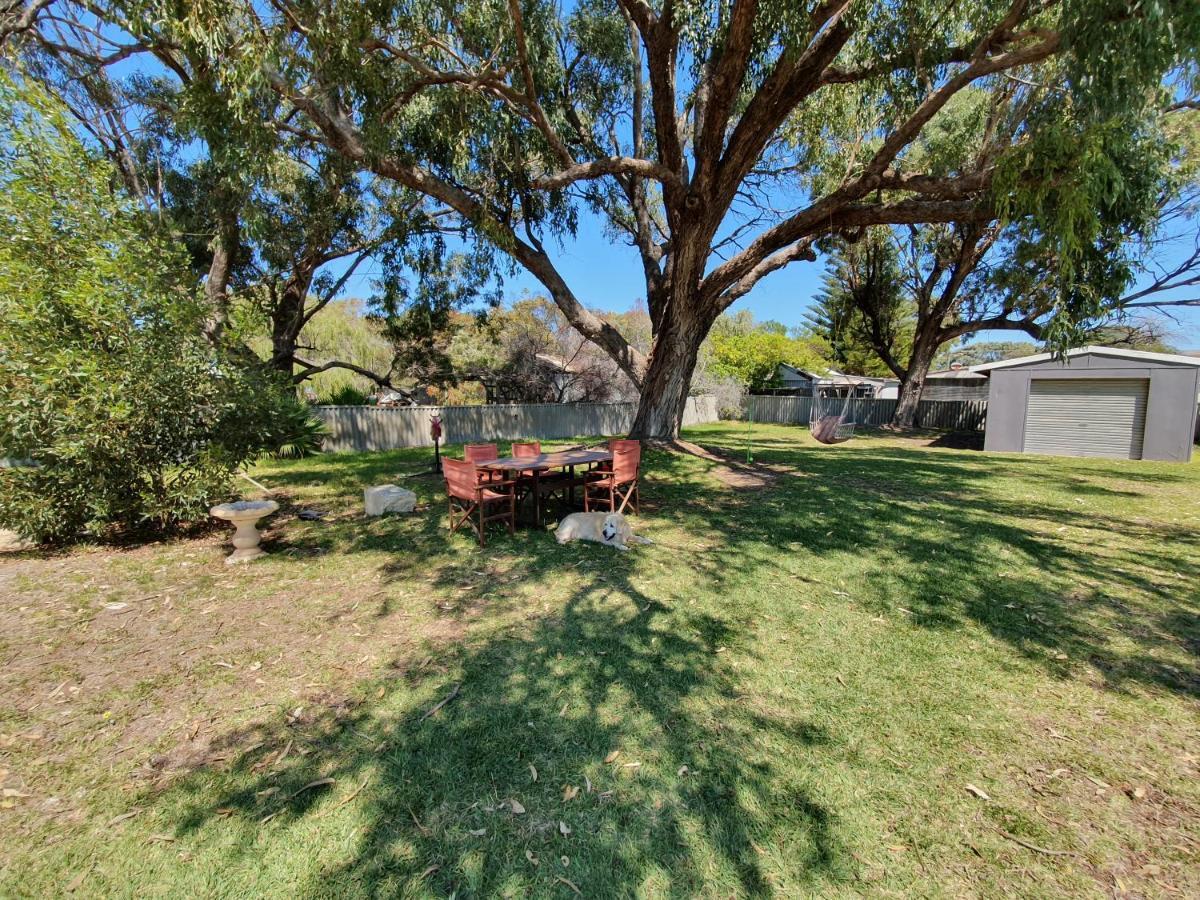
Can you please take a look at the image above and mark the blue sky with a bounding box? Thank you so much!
[338,204,1200,350]
[92,22,1200,352]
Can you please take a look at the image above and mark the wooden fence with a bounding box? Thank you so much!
[747,395,989,431]
[314,395,720,453]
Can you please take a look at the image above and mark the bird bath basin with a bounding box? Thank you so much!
[210,500,278,564]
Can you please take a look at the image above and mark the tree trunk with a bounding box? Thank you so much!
[270,275,312,376]
[628,305,709,440]
[890,336,939,430]
[201,193,241,346]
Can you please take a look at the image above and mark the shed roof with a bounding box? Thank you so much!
[927,368,988,380]
[970,346,1200,374]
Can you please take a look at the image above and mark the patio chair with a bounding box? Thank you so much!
[511,440,541,459]
[584,444,640,514]
[512,439,575,514]
[511,441,544,477]
[443,457,515,546]
[593,438,639,473]
[464,442,502,483]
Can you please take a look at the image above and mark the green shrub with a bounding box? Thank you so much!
[269,399,329,458]
[0,74,297,542]
[320,384,372,406]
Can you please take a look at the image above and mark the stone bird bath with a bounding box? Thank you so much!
[210,500,278,564]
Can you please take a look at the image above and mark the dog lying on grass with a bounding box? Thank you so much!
[554,512,651,551]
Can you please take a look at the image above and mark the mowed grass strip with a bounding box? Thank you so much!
[0,423,1196,898]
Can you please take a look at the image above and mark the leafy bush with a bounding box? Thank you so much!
[0,75,299,542]
[269,399,329,458]
[320,384,372,406]
[709,331,830,393]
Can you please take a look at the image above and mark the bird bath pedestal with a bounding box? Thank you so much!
[210,500,278,564]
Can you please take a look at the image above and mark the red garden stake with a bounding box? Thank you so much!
[430,413,443,473]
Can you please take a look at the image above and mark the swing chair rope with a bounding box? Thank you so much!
[809,386,858,445]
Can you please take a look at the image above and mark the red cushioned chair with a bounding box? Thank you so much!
[443,457,515,546]
[511,441,542,477]
[584,444,640,514]
[592,438,639,474]
[464,443,502,483]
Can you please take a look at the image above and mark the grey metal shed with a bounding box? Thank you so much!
[976,347,1200,462]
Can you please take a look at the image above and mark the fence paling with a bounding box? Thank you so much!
[314,396,719,452]
[746,396,987,431]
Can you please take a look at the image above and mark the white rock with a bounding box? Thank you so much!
[0,529,34,552]
[364,484,417,516]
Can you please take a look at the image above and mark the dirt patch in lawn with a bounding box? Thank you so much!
[667,439,785,489]
[0,527,501,828]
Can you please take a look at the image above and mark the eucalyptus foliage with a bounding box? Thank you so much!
[10,0,1199,437]
[0,76,306,542]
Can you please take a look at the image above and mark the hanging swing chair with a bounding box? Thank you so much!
[809,387,858,445]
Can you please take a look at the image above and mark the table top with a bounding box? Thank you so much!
[478,449,612,471]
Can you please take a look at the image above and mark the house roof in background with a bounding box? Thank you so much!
[970,346,1200,373]
[534,352,585,374]
[927,368,988,380]
[822,371,886,385]
[777,363,820,379]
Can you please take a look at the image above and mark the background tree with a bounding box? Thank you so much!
[710,326,832,392]
[806,231,912,377]
[447,297,642,403]
[3,3,485,396]
[816,54,1198,426]
[932,340,1037,369]
[0,74,306,541]
[98,0,1194,439]
[1082,315,1180,353]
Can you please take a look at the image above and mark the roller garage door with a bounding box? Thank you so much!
[1023,378,1148,459]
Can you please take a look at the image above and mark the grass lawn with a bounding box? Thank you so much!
[1,422,1197,898]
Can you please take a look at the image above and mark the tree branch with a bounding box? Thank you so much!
[531,156,683,192]
[0,0,53,47]
[293,356,406,393]
[267,71,649,386]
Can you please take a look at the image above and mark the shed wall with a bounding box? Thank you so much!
[982,355,1199,462]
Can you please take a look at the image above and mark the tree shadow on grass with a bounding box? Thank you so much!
[266,431,1198,703]
[163,556,847,897]
[644,438,1200,699]
[131,428,1200,895]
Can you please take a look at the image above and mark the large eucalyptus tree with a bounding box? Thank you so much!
[2,1,479,393]
[812,78,1197,431]
[9,0,1199,436]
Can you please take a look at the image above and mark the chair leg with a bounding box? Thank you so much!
[615,481,639,515]
[478,498,486,547]
[450,498,481,539]
[508,492,515,535]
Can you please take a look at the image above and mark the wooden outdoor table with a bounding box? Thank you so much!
[478,449,612,527]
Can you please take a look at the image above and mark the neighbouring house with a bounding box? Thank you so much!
[868,364,989,401]
[976,346,1200,462]
[770,363,819,396]
[820,372,885,398]
[923,363,990,400]
[373,389,413,407]
[768,364,885,398]
[770,362,991,400]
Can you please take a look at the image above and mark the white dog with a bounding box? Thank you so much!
[554,512,651,551]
